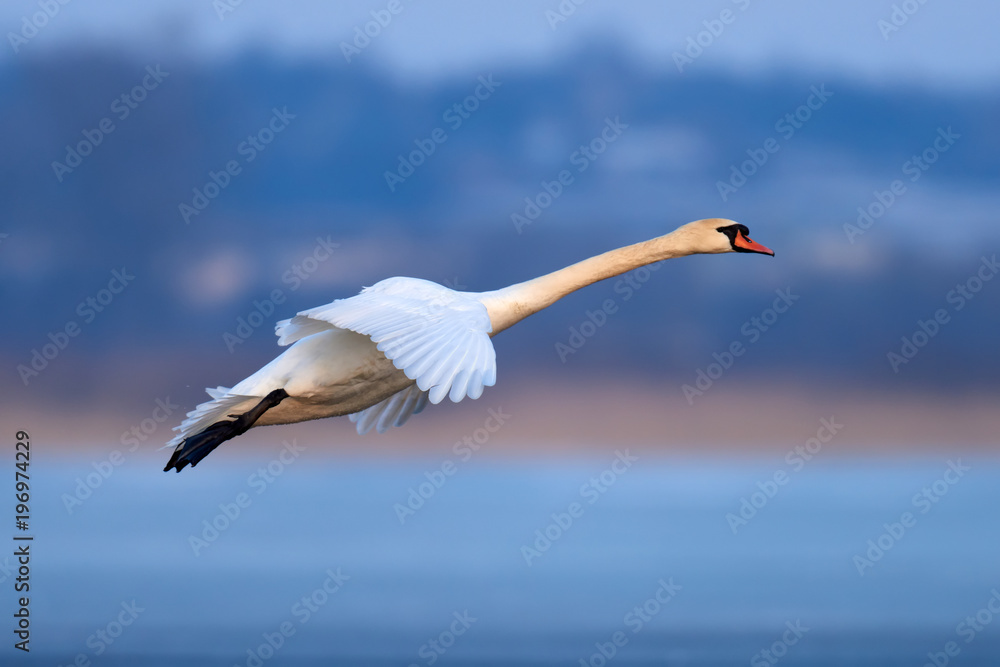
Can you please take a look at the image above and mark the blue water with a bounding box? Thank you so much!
[8,448,1000,665]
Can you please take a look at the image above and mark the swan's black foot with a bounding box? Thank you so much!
[163,388,289,473]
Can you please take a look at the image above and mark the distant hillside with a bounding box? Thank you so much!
[3,44,999,405]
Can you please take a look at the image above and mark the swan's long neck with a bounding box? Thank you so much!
[478,228,700,335]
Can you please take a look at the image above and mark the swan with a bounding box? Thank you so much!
[164,218,773,472]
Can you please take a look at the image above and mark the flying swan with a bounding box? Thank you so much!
[164,219,773,472]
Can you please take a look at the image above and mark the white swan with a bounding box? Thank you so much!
[164,219,773,471]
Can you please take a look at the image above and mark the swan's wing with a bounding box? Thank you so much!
[275,277,497,404]
[162,386,258,450]
[349,384,430,435]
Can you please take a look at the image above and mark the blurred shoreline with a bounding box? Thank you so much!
[13,377,998,457]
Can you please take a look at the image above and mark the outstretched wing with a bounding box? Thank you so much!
[349,384,430,435]
[275,277,497,404]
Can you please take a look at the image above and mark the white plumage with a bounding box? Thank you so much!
[278,277,497,404]
[164,218,773,471]
[349,383,430,436]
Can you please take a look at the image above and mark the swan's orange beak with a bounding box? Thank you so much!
[734,231,774,256]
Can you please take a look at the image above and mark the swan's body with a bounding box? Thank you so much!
[164,219,773,471]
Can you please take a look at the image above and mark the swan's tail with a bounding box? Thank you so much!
[162,387,287,473]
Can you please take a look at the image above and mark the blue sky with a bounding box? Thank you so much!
[3,0,998,89]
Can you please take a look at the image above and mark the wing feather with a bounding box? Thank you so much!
[349,384,431,435]
[277,277,497,405]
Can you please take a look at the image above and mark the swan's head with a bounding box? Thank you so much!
[677,218,775,256]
